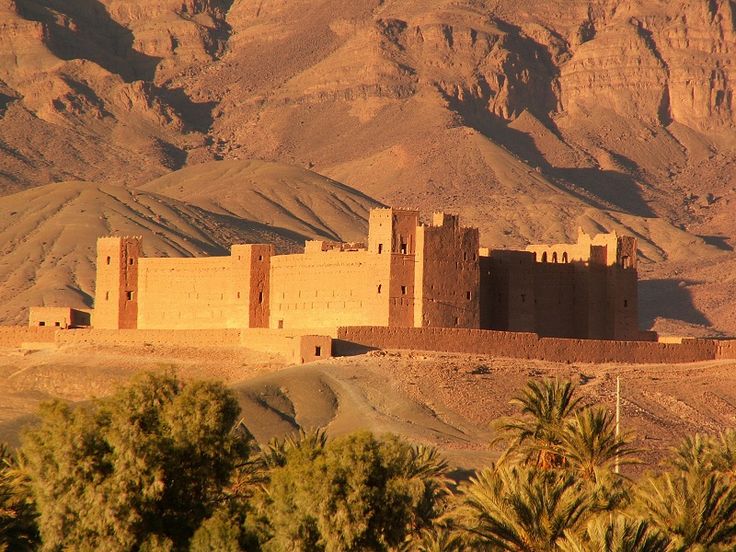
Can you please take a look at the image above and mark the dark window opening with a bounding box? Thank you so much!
[315,346,322,357]
[258,255,264,261]
[377,284,382,294]
[463,251,467,261]
[562,252,568,263]
[454,317,460,326]
[466,291,472,300]
[400,243,407,254]
[106,256,111,265]
[621,255,631,269]
[378,244,383,254]
[258,291,264,304]
[552,252,558,263]
[624,299,629,308]
[54,322,60,327]
[401,285,407,295]
[39,321,46,327]
[126,291,134,301]
[278,320,284,329]
[105,291,110,301]
[237,291,241,299]
[129,258,134,265]
[541,252,548,263]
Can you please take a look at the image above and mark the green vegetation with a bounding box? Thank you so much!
[1,375,735,551]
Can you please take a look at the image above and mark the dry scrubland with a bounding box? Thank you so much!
[1,0,736,336]
[2,344,736,472]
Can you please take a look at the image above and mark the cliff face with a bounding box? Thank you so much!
[0,0,735,334]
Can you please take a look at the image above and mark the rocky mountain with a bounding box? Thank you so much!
[0,0,735,334]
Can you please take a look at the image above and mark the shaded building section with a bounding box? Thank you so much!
[479,230,642,340]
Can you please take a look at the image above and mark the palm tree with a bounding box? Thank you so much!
[559,515,670,552]
[456,464,590,551]
[0,444,37,552]
[636,468,736,551]
[669,433,717,475]
[260,427,328,468]
[558,407,640,483]
[494,379,582,469]
[403,525,465,552]
[400,444,452,533]
[710,429,736,478]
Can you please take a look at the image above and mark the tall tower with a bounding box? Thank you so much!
[367,208,419,327]
[94,237,141,329]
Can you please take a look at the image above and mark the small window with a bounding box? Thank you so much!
[128,258,134,265]
[552,252,558,263]
[454,317,460,325]
[621,255,631,269]
[401,285,407,295]
[54,321,60,327]
[562,252,568,263]
[105,291,110,300]
[378,244,383,254]
[106,256,111,265]
[258,291,264,304]
[39,321,46,327]
[278,320,284,329]
[315,346,322,357]
[463,251,467,261]
[624,299,629,308]
[541,252,548,263]
[400,243,407,254]
[377,284,382,294]
[126,291,134,301]
[466,291,472,300]
[237,291,241,299]
[258,255,264,261]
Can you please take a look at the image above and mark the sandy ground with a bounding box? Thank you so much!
[2,344,735,474]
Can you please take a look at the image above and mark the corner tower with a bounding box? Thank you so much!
[94,237,141,329]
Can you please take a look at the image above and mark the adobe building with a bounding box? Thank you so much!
[28,207,646,342]
[480,230,640,340]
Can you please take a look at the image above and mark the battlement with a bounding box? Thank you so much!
[525,229,637,269]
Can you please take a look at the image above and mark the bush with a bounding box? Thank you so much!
[20,373,248,551]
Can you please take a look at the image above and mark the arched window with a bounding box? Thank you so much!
[552,252,558,263]
[562,252,568,263]
[541,252,548,263]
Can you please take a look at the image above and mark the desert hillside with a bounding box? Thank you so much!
[0,0,735,333]
[2,344,736,471]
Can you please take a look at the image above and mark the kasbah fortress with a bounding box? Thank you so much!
[5,207,736,365]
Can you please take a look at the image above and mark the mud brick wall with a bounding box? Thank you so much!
[54,329,243,347]
[0,326,57,347]
[337,327,721,365]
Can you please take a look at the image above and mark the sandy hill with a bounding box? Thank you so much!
[140,159,381,242]
[0,0,735,334]
[0,163,380,324]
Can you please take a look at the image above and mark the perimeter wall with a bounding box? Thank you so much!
[337,326,736,364]
[0,326,57,347]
